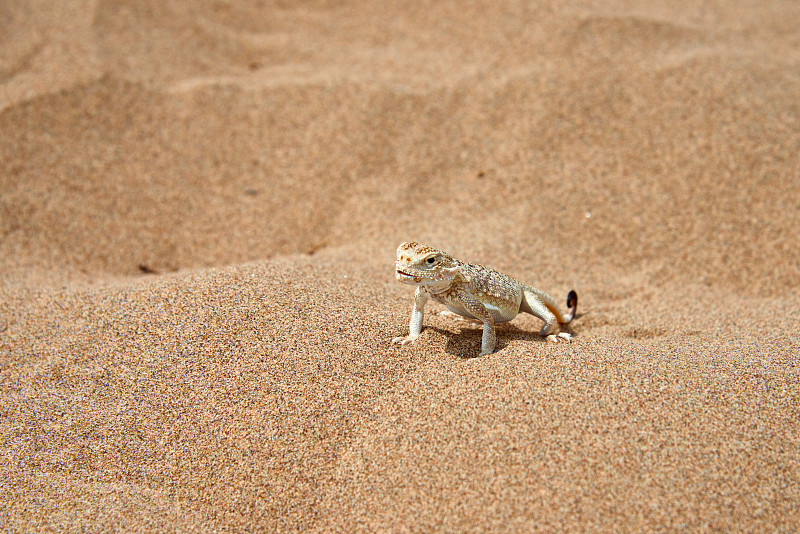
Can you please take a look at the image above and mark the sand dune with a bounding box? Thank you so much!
[2,0,799,531]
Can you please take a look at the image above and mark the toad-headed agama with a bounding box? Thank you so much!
[392,242,578,356]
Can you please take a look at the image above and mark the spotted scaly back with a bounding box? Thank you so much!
[456,260,521,303]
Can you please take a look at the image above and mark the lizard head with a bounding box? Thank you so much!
[395,242,458,287]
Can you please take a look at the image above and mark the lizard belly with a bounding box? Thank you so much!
[443,301,517,323]
[483,301,518,323]
[443,302,476,319]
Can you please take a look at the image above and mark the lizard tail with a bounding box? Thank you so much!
[562,290,578,324]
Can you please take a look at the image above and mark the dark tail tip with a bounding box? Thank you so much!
[566,290,578,322]
[567,290,578,309]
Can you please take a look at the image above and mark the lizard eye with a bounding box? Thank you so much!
[426,257,437,265]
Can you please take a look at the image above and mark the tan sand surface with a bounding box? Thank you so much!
[2,0,799,531]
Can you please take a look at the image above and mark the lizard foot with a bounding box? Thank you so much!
[392,335,419,346]
[546,332,572,343]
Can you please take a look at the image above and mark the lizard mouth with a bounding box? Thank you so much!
[396,269,422,283]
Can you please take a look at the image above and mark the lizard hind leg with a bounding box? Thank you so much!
[520,287,571,342]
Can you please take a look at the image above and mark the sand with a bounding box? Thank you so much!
[1,0,799,531]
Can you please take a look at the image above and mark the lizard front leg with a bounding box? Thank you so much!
[392,286,428,346]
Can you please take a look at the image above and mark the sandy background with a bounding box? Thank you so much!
[2,0,799,531]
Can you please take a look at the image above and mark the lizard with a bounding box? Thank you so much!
[392,241,578,356]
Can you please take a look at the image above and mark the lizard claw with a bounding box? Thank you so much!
[546,332,572,343]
